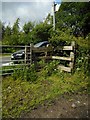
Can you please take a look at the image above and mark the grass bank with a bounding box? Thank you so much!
[2,38,89,118]
[2,69,88,118]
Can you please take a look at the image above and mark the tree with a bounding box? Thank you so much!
[31,22,52,43]
[44,13,53,25]
[23,21,34,34]
[2,24,5,40]
[4,25,11,36]
[55,2,90,37]
[11,18,20,45]
[0,21,2,41]
[12,18,20,34]
[2,24,12,45]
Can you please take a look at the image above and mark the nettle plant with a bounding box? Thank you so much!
[40,60,59,78]
[75,46,89,74]
[12,64,38,82]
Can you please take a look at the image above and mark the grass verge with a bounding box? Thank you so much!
[2,69,88,118]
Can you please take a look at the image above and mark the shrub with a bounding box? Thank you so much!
[75,45,89,75]
[12,64,37,82]
[40,60,59,78]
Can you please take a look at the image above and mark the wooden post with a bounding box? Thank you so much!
[25,45,27,64]
[30,43,33,65]
[69,52,74,68]
[45,44,49,62]
[45,44,49,57]
[69,41,75,70]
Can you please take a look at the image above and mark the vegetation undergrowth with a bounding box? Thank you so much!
[2,58,88,118]
[2,33,89,118]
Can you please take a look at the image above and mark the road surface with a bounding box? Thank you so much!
[0,56,12,67]
[1,56,11,64]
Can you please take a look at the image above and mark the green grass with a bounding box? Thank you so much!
[2,69,88,118]
[0,54,11,57]
[1,65,24,75]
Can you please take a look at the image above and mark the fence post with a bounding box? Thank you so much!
[45,44,49,62]
[25,45,27,64]
[45,44,49,56]
[30,43,33,65]
[69,41,75,70]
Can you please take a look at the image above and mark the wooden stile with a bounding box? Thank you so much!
[23,41,75,72]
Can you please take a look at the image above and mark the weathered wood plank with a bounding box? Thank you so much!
[32,45,73,52]
[52,56,72,61]
[69,62,73,69]
[58,65,71,72]
[36,56,73,62]
[37,56,72,61]
[56,46,73,51]
[37,56,51,60]
[33,46,53,53]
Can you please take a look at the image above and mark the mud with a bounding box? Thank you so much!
[20,93,89,119]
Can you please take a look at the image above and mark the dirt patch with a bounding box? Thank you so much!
[20,93,89,118]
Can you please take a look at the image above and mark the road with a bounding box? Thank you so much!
[0,56,12,67]
[1,56,11,63]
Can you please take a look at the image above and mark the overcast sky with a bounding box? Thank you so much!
[1,0,61,28]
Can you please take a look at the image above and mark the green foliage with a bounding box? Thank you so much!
[2,18,20,45]
[2,68,88,118]
[2,19,52,46]
[0,21,5,40]
[75,45,89,75]
[12,64,37,82]
[56,2,90,37]
[2,25,12,45]
[12,60,59,82]
[31,22,52,43]
[44,13,53,25]
[49,29,72,46]
[23,21,34,34]
[12,18,20,34]
[39,60,59,79]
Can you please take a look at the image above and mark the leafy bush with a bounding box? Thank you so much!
[49,29,73,46]
[75,44,89,75]
[12,64,37,82]
[40,60,59,79]
[11,60,59,82]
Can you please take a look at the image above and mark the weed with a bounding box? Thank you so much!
[12,64,38,82]
[39,60,59,79]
